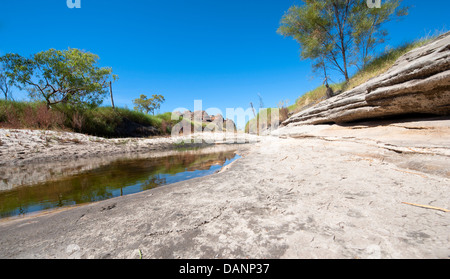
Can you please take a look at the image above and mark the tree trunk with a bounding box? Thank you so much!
[250,102,256,117]
[333,1,350,83]
[109,81,115,109]
[322,56,329,86]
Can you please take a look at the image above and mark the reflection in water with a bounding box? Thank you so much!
[0,150,240,219]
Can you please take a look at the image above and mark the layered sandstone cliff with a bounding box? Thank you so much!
[283,32,450,126]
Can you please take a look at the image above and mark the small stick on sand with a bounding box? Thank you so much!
[394,169,428,178]
[402,202,450,213]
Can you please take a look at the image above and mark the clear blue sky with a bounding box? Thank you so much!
[0,0,448,128]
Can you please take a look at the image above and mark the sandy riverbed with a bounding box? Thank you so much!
[0,118,449,258]
[0,129,260,167]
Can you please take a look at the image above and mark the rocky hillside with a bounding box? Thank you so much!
[173,110,237,131]
[283,31,450,126]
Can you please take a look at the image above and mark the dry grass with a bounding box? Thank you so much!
[288,84,341,114]
[0,100,183,138]
[0,102,65,130]
[287,34,439,115]
[345,38,433,91]
[243,33,441,131]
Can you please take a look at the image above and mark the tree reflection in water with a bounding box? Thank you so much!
[0,150,239,219]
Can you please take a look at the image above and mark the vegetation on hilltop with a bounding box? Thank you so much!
[0,100,179,138]
[133,94,166,115]
[0,49,116,109]
[0,48,179,138]
[245,34,439,133]
[244,0,446,134]
[278,0,408,83]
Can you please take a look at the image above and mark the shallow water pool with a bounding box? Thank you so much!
[0,148,240,219]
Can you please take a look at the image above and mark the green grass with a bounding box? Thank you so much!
[292,36,436,114]
[0,100,234,137]
[244,108,273,133]
[0,100,181,138]
[288,82,345,114]
[345,38,434,92]
[244,107,291,134]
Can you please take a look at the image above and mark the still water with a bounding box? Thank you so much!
[0,149,240,219]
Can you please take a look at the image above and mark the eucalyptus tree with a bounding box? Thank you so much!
[0,48,117,108]
[0,54,20,101]
[0,70,12,100]
[133,94,166,115]
[351,0,408,69]
[278,0,408,82]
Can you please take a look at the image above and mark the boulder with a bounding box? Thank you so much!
[191,110,206,121]
[224,119,236,131]
[173,111,235,132]
[283,32,450,126]
[181,110,193,120]
[213,114,224,123]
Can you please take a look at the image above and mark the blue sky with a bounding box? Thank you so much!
[0,0,448,128]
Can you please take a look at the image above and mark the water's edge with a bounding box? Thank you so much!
[0,144,247,220]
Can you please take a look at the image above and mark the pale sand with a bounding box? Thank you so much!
[0,118,448,259]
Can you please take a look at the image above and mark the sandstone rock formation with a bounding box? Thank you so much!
[224,118,237,131]
[283,32,450,126]
[174,110,236,132]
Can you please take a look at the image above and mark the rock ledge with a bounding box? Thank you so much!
[283,32,450,126]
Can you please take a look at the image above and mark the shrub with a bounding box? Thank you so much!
[72,111,84,132]
[0,100,179,137]
[0,100,64,129]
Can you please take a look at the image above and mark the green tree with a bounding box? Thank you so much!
[133,94,165,115]
[278,0,408,82]
[133,94,151,114]
[0,54,21,101]
[0,49,117,108]
[351,1,408,69]
[0,70,12,101]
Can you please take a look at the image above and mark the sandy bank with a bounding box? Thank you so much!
[0,117,448,259]
[0,129,260,167]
